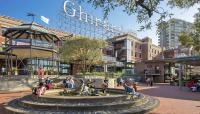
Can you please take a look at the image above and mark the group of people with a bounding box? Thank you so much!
[32,76,140,97]
[116,77,138,97]
[32,77,52,97]
[63,77,75,89]
[62,76,109,96]
[187,79,200,92]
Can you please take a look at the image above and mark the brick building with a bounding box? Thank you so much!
[107,34,161,63]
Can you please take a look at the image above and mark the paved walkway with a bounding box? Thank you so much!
[0,91,31,114]
[139,83,200,114]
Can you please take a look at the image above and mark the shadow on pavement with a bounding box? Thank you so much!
[139,83,200,101]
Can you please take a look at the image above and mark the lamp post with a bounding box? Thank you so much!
[27,13,36,23]
[178,64,182,89]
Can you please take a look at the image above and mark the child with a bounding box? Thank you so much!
[133,83,138,92]
[37,82,46,97]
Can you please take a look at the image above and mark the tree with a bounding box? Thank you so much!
[179,8,200,55]
[59,36,107,74]
[83,0,200,30]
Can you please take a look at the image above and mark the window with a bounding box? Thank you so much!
[135,52,137,57]
[139,54,142,58]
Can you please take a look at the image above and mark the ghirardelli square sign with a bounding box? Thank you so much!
[63,0,121,33]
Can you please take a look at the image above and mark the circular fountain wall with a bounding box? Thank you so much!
[4,88,159,114]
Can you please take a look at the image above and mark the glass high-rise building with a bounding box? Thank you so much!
[158,18,193,49]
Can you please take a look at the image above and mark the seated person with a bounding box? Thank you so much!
[187,80,195,88]
[86,79,96,94]
[68,77,75,89]
[87,79,95,88]
[132,83,138,92]
[191,85,197,92]
[80,79,89,95]
[102,78,108,93]
[45,77,52,90]
[123,81,136,94]
[63,77,70,88]
[35,82,46,97]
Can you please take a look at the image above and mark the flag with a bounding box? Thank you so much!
[40,16,49,24]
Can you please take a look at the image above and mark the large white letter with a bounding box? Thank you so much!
[64,0,76,17]
[90,15,94,25]
[95,17,101,26]
[79,6,88,22]
[103,21,110,31]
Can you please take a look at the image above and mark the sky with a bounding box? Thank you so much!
[0,0,200,45]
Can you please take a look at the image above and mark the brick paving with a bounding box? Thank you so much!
[139,83,200,114]
[0,91,31,114]
[0,84,200,114]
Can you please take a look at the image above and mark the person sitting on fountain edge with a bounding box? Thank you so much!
[86,79,96,95]
[45,77,52,90]
[68,77,75,89]
[102,77,109,94]
[63,77,70,88]
[32,82,46,97]
[123,80,139,99]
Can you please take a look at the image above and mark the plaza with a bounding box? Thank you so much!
[0,84,200,114]
[0,0,200,114]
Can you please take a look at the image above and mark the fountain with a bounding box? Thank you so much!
[4,78,159,114]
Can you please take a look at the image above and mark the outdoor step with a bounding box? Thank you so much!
[28,93,145,104]
[19,99,140,111]
[18,94,148,111]
[118,96,160,114]
[4,96,158,114]
[36,94,129,104]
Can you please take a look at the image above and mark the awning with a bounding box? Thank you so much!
[11,48,54,59]
[3,23,61,42]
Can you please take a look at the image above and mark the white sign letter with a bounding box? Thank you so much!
[79,6,88,22]
[64,0,76,17]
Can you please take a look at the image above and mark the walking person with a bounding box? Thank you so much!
[146,77,150,86]
[117,77,123,86]
[150,77,154,86]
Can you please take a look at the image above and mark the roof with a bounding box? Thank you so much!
[3,23,61,42]
[0,15,71,39]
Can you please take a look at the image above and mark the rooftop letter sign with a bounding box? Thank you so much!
[63,0,121,33]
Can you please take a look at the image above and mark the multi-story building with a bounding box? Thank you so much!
[158,18,193,49]
[107,34,161,63]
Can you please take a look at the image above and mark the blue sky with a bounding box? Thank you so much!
[0,0,200,45]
